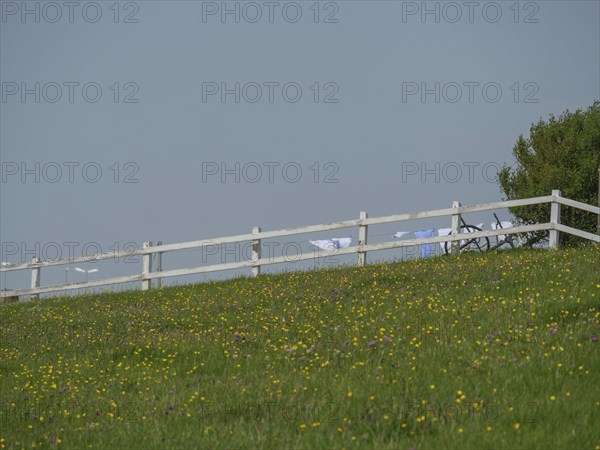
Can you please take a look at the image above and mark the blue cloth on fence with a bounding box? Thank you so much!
[414,229,435,257]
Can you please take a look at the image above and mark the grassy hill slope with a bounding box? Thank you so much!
[1,247,599,449]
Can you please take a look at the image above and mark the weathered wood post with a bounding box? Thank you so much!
[142,241,152,290]
[251,227,261,277]
[31,257,40,300]
[549,189,562,249]
[358,211,368,267]
[156,241,163,288]
[451,201,461,255]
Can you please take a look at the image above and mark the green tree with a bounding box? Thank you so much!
[498,101,600,247]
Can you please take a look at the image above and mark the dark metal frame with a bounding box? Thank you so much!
[443,213,515,255]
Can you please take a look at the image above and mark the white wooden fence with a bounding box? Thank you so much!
[1,190,599,301]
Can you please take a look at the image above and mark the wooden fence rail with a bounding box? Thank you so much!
[2,190,598,300]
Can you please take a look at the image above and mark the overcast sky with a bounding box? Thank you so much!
[1,0,598,292]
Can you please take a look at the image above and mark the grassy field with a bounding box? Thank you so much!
[1,247,599,449]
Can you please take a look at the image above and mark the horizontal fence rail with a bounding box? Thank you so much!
[1,190,599,300]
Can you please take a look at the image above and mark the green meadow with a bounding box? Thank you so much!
[1,247,599,449]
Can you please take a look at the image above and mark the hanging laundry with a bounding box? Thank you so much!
[331,237,352,249]
[491,221,514,246]
[393,231,411,239]
[437,228,452,253]
[467,223,485,230]
[413,229,435,258]
[309,237,352,251]
[309,240,337,251]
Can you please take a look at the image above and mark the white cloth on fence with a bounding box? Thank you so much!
[331,237,352,249]
[413,229,435,257]
[309,237,351,251]
[309,240,337,251]
[393,231,411,239]
[437,228,452,252]
[491,221,513,245]
[463,223,485,232]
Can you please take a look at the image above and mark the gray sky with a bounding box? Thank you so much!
[1,0,599,291]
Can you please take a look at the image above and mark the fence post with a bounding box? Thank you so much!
[142,241,152,290]
[358,211,368,267]
[451,201,461,255]
[31,257,40,300]
[252,227,261,277]
[549,189,562,249]
[156,241,163,288]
